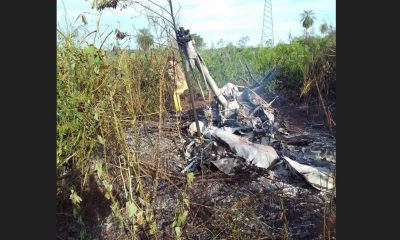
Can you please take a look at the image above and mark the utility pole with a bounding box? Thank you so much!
[261,0,274,47]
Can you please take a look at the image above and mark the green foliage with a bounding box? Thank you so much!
[199,44,250,86]
[237,36,250,48]
[300,10,316,30]
[198,33,335,100]
[199,38,309,89]
[172,172,195,240]
[320,22,328,35]
[57,29,169,171]
[136,28,154,51]
[191,33,205,49]
[70,189,83,205]
[91,0,119,11]
[186,172,194,188]
[271,40,310,88]
[57,26,171,238]
[70,189,86,239]
[300,10,316,39]
[95,161,103,178]
[126,201,138,218]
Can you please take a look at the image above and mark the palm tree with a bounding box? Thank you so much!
[300,10,316,39]
[320,23,328,36]
[136,28,154,52]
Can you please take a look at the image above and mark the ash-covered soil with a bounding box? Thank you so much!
[57,93,336,240]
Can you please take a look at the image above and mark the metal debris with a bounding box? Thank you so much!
[211,157,240,175]
[171,28,335,194]
[211,128,279,169]
[188,121,206,136]
[283,156,335,191]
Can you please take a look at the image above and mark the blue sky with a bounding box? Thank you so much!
[57,0,336,48]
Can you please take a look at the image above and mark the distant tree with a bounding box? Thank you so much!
[310,27,315,36]
[320,22,328,35]
[217,38,226,48]
[237,36,250,48]
[226,42,235,48]
[288,31,293,43]
[136,28,154,51]
[91,0,119,11]
[210,41,215,49]
[191,33,206,49]
[328,24,335,34]
[300,10,316,39]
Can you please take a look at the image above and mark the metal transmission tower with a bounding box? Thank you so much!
[261,0,274,47]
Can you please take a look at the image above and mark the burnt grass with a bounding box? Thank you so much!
[57,91,336,240]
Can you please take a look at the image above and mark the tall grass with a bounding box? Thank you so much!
[57,26,175,238]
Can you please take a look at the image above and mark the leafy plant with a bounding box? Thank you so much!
[172,172,194,240]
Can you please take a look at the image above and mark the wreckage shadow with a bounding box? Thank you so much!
[57,172,113,239]
[81,174,112,231]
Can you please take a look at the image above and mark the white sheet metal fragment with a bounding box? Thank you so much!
[212,128,279,169]
[211,157,240,175]
[188,121,206,136]
[283,156,335,191]
[220,82,239,98]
